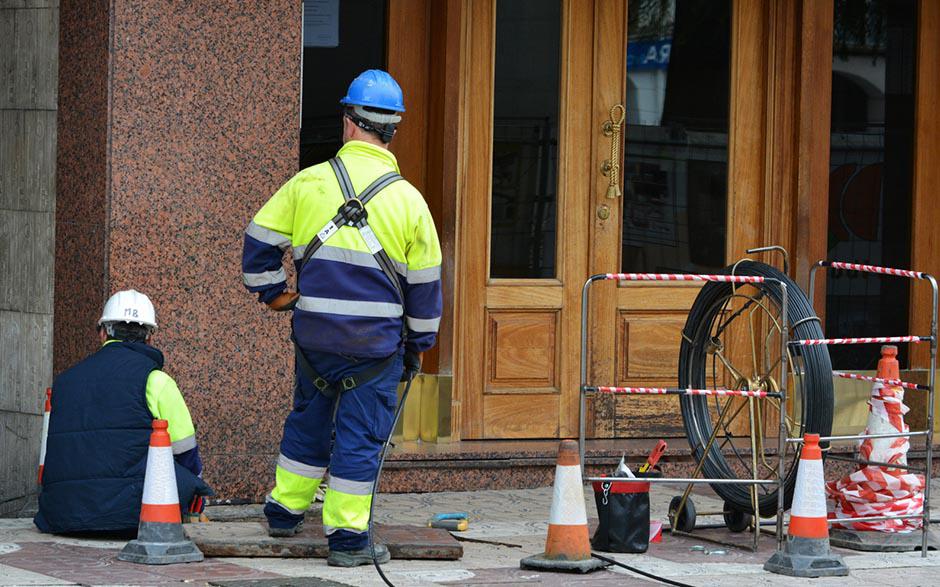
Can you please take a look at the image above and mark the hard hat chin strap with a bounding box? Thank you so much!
[350,105,401,125]
[345,107,399,144]
[103,321,153,340]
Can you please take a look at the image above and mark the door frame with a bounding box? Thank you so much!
[450,0,838,442]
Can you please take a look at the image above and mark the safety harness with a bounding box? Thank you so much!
[292,157,405,400]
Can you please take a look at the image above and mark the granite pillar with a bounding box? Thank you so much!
[56,0,301,499]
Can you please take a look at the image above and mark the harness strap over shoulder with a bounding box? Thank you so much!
[291,157,406,398]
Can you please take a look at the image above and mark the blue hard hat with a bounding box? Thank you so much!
[340,69,406,113]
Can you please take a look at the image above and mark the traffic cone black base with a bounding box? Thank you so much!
[520,554,607,574]
[118,522,204,564]
[829,528,939,553]
[763,536,848,577]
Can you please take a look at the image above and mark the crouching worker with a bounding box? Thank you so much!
[34,290,212,534]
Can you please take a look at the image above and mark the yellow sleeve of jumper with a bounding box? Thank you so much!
[407,199,442,271]
[252,173,299,238]
[146,371,198,455]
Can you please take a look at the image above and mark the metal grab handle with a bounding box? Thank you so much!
[603,104,625,199]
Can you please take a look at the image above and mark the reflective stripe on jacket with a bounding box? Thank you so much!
[242,140,443,357]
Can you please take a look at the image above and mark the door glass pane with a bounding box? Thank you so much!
[621,0,731,272]
[300,0,387,170]
[490,0,561,279]
[827,0,916,370]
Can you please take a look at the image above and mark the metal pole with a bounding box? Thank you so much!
[777,282,789,549]
[584,476,779,485]
[807,262,824,313]
[923,275,938,557]
[579,277,594,476]
[788,431,929,443]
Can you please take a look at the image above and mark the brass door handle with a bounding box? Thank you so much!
[603,104,625,199]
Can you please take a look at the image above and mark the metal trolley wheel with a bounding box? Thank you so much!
[678,260,834,517]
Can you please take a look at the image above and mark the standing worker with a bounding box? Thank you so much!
[34,290,212,534]
[241,69,442,567]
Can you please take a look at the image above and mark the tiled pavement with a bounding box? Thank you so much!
[2,481,940,586]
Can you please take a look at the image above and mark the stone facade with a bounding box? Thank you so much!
[0,0,58,516]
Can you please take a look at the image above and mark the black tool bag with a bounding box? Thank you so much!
[591,471,659,553]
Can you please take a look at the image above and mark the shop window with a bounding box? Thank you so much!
[489,0,562,279]
[300,0,388,170]
[827,0,916,370]
[621,0,730,273]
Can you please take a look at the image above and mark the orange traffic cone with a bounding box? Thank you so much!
[764,433,848,577]
[118,420,203,564]
[37,388,51,485]
[520,440,607,573]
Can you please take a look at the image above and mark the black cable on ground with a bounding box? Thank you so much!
[368,370,417,587]
[592,552,695,587]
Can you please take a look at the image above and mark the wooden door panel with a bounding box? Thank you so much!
[592,391,684,438]
[486,309,559,391]
[484,394,560,438]
[616,313,686,382]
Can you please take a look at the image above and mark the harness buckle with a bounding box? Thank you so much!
[341,376,357,391]
[313,377,330,392]
[338,198,367,226]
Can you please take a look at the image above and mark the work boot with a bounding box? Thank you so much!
[327,544,391,567]
[267,519,304,538]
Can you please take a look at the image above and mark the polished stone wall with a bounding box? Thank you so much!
[0,0,58,517]
[55,0,301,499]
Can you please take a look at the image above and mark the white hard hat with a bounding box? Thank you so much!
[99,289,157,329]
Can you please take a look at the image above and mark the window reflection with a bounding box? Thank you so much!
[827,0,916,370]
[490,0,561,279]
[622,0,731,273]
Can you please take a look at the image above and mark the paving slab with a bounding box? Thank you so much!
[209,579,353,587]
[435,567,655,585]
[0,542,282,586]
[186,522,462,560]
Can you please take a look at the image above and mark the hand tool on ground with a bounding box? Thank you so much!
[429,518,468,531]
[431,512,468,522]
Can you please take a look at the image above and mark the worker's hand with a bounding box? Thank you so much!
[267,291,299,312]
[401,350,422,381]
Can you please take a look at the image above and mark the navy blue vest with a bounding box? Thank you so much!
[34,342,203,534]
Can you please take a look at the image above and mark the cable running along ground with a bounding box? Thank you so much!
[368,369,417,587]
[592,552,694,586]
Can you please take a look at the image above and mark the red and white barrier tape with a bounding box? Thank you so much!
[604,273,765,283]
[833,371,928,391]
[593,386,771,398]
[792,335,929,346]
[827,261,925,280]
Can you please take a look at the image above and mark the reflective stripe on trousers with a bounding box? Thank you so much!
[266,348,403,548]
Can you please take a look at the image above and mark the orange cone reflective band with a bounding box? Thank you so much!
[38,388,51,485]
[139,420,182,524]
[789,433,829,539]
[520,440,607,573]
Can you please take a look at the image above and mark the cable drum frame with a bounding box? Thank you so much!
[802,260,939,558]
[578,266,792,553]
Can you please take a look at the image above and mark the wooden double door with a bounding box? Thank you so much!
[454,0,739,440]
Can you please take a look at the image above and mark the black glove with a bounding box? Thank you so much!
[401,350,421,381]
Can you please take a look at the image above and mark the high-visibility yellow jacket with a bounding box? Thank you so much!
[242,140,443,357]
